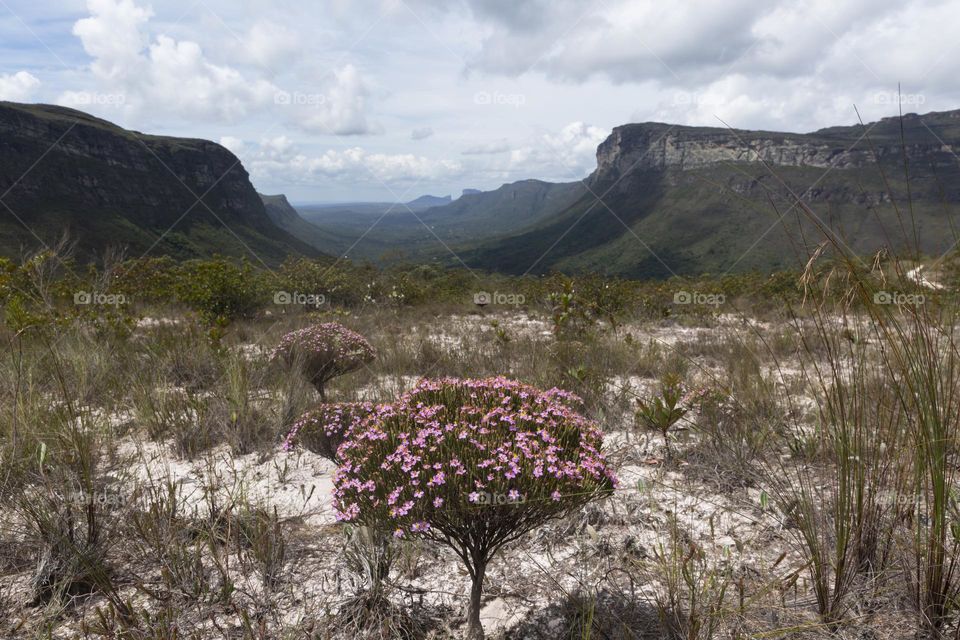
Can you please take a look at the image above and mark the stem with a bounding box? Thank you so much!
[467,556,487,640]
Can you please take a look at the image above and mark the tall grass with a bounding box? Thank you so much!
[754,109,960,633]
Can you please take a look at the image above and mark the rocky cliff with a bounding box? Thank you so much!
[0,102,318,262]
[592,111,960,179]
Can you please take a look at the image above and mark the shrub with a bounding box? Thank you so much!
[635,374,704,459]
[174,258,264,325]
[283,402,378,462]
[333,376,617,639]
[272,322,376,400]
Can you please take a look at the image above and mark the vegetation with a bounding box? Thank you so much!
[273,322,377,399]
[2,228,960,638]
[283,401,378,461]
[333,377,616,638]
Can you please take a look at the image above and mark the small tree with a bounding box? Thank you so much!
[333,377,617,639]
[282,402,377,462]
[272,322,375,400]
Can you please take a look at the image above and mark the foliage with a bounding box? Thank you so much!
[173,258,264,324]
[272,322,376,399]
[333,376,616,638]
[635,374,703,459]
[283,401,378,462]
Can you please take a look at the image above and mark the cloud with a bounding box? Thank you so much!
[446,0,960,117]
[411,126,434,140]
[72,0,153,83]
[452,0,766,83]
[67,0,278,120]
[462,139,511,155]
[65,0,377,132]
[0,71,41,101]
[288,64,379,135]
[236,21,302,70]
[507,122,609,180]
[225,135,463,186]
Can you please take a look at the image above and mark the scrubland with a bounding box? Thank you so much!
[1,248,958,639]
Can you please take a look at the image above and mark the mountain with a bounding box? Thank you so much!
[260,193,370,259]
[294,194,467,262]
[292,180,586,263]
[417,179,587,238]
[463,110,960,277]
[407,194,452,207]
[0,102,319,263]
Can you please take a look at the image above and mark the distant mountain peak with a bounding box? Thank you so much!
[406,194,452,207]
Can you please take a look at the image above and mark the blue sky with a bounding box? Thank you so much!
[2,0,959,202]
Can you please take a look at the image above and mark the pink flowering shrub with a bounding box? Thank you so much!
[273,322,375,399]
[333,376,616,639]
[282,402,377,462]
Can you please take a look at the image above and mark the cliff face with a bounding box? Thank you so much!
[591,111,960,180]
[261,193,300,226]
[0,102,317,262]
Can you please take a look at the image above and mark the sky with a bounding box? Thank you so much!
[1,0,959,202]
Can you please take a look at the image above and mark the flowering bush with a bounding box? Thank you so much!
[333,376,616,639]
[272,322,375,399]
[282,402,378,462]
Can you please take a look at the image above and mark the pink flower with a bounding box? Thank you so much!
[331,377,617,538]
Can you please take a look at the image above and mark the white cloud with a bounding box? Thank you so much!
[236,21,301,70]
[72,0,152,83]
[228,135,463,186]
[64,0,377,131]
[0,71,41,101]
[67,0,278,120]
[507,122,609,180]
[291,64,379,135]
